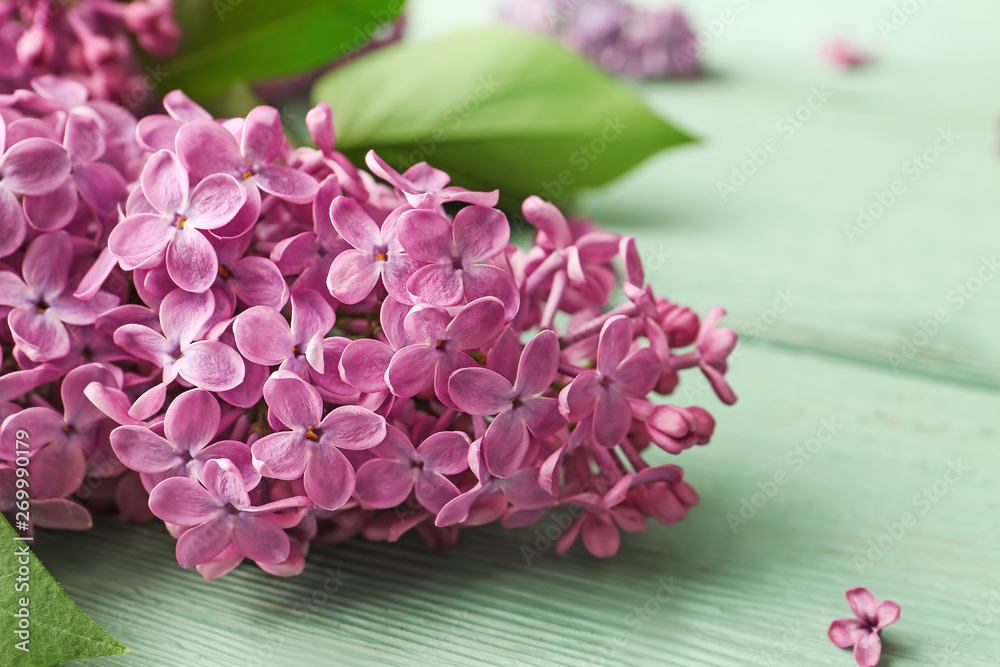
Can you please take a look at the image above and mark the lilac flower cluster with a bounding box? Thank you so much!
[0,0,179,103]
[500,0,701,80]
[0,77,735,578]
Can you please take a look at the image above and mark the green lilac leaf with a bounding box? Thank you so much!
[0,516,129,666]
[312,27,695,208]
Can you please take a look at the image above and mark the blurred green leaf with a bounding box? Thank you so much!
[0,516,129,666]
[161,0,406,99]
[312,28,695,208]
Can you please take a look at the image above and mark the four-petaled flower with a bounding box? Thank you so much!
[251,372,387,510]
[828,587,900,667]
[449,330,565,478]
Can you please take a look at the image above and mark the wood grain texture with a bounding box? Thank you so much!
[29,1,1000,665]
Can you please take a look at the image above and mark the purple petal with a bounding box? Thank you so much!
[514,329,559,396]
[289,289,334,345]
[175,120,245,178]
[167,228,218,293]
[263,372,322,428]
[141,149,188,215]
[483,409,529,478]
[148,476,221,525]
[597,316,633,376]
[304,445,354,510]
[241,106,282,164]
[202,458,251,507]
[853,632,882,667]
[522,195,571,248]
[186,174,245,230]
[407,263,466,307]
[846,587,878,624]
[558,369,601,421]
[397,209,453,262]
[233,306,292,365]
[448,367,513,415]
[828,618,867,648]
[74,162,128,219]
[30,499,92,530]
[176,340,245,391]
[111,426,181,473]
[0,138,71,195]
[385,345,436,397]
[0,188,26,258]
[522,397,564,439]
[414,473,460,513]
[112,324,171,365]
[453,205,508,262]
[355,458,414,508]
[160,288,214,345]
[461,264,520,321]
[233,515,290,564]
[326,249,379,304]
[23,229,71,296]
[403,305,450,343]
[8,309,70,362]
[0,271,30,307]
[582,514,620,558]
[418,431,471,474]
[251,431,308,479]
[446,297,506,349]
[254,164,319,204]
[229,257,288,309]
[340,338,393,393]
[23,180,76,231]
[136,115,182,152]
[175,519,232,568]
[593,389,631,448]
[613,348,661,397]
[875,601,900,629]
[319,406,386,451]
[108,213,173,261]
[164,388,220,451]
[329,195,378,252]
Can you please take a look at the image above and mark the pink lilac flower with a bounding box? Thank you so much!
[251,372,386,510]
[0,83,737,577]
[0,231,117,361]
[385,297,507,408]
[0,123,72,257]
[325,195,419,304]
[501,0,701,80]
[559,315,660,447]
[148,458,310,567]
[109,388,258,489]
[354,427,470,512]
[108,149,246,292]
[112,288,245,398]
[828,587,900,667]
[365,150,498,210]
[399,204,520,319]
[175,106,320,234]
[449,330,565,477]
[823,39,873,70]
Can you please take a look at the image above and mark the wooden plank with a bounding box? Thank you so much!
[33,345,1000,666]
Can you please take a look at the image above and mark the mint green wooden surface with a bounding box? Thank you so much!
[33,1,1000,665]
